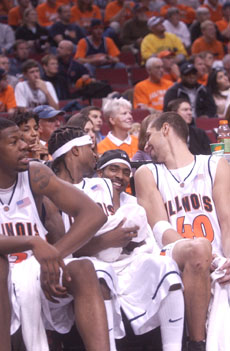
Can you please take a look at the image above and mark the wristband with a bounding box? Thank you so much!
[152,220,173,248]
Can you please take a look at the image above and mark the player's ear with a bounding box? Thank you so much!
[71,146,79,156]
[162,122,170,136]
[97,169,103,178]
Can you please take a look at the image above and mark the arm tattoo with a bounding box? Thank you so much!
[32,168,53,190]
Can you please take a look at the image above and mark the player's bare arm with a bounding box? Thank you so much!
[212,157,230,283]
[135,165,182,246]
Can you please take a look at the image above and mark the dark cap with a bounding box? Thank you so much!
[33,105,65,119]
[180,62,197,75]
[0,68,7,80]
[97,149,131,170]
[223,2,230,10]
[90,19,103,28]
[147,16,164,28]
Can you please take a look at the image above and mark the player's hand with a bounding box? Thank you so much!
[31,237,71,302]
[102,218,139,248]
[217,258,230,285]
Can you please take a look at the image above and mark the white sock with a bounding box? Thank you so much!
[105,300,117,351]
[158,289,184,351]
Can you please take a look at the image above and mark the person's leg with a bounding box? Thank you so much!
[64,259,110,351]
[0,255,11,351]
[173,238,212,347]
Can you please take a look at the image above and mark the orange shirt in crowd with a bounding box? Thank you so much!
[160,4,195,25]
[197,74,208,86]
[8,6,23,27]
[0,85,16,112]
[133,78,173,110]
[104,0,135,24]
[74,37,120,59]
[0,0,13,16]
[216,18,229,32]
[191,37,224,60]
[36,2,60,27]
[70,4,101,27]
[201,4,223,22]
[97,134,138,159]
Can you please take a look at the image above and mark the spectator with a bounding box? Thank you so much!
[74,19,125,76]
[97,97,138,159]
[15,8,50,53]
[203,51,215,74]
[157,50,180,82]
[216,2,230,42]
[8,0,31,30]
[79,105,104,143]
[206,68,230,118]
[141,16,187,64]
[49,5,85,47]
[191,20,224,60]
[223,54,230,80]
[133,57,173,111]
[163,7,191,49]
[167,98,211,154]
[163,61,217,118]
[202,0,222,22]
[104,0,135,29]
[36,0,59,27]
[191,53,208,85]
[41,54,70,100]
[160,0,195,25]
[70,0,102,33]
[0,68,16,113]
[9,40,30,77]
[120,3,149,54]
[0,55,18,89]
[0,23,15,54]
[190,7,211,43]
[15,59,59,109]
[34,104,63,144]
[0,0,13,17]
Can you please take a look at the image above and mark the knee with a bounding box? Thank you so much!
[67,259,96,282]
[185,238,212,273]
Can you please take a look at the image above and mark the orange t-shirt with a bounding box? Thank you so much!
[74,37,120,59]
[0,85,16,112]
[160,4,195,25]
[191,37,224,60]
[8,6,23,27]
[36,2,59,27]
[70,4,102,27]
[201,4,223,22]
[97,135,138,159]
[133,78,173,110]
[104,0,135,24]
[216,18,229,32]
[197,74,208,86]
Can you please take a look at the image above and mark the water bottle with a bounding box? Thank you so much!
[217,119,230,154]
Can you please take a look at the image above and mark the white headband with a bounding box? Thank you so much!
[52,135,92,160]
[98,158,131,170]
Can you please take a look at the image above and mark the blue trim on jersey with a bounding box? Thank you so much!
[95,269,114,284]
[153,163,159,189]
[102,178,113,203]
[208,155,213,187]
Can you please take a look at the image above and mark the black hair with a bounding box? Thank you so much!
[22,59,39,73]
[0,117,16,132]
[9,110,39,127]
[167,98,191,113]
[206,68,227,95]
[66,112,92,129]
[48,125,86,181]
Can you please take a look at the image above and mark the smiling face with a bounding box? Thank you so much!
[144,125,165,163]
[100,162,131,194]
[0,126,29,173]
[109,106,133,132]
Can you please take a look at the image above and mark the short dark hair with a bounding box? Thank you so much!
[138,113,160,151]
[167,98,190,113]
[9,110,39,127]
[66,112,92,130]
[80,106,101,118]
[150,111,189,143]
[41,54,57,66]
[0,117,16,133]
[22,59,39,73]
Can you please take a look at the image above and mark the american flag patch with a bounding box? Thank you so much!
[16,197,31,208]
[195,174,204,180]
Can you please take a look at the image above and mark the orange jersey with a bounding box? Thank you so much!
[216,18,229,32]
[133,78,173,110]
[0,85,16,112]
[8,6,23,27]
[160,4,195,25]
[201,4,222,22]
[97,135,138,159]
[36,2,59,27]
[104,0,135,24]
[74,37,120,59]
[70,4,101,27]
[191,37,224,60]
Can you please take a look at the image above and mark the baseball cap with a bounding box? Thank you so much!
[133,3,148,12]
[0,68,7,80]
[97,149,131,170]
[180,62,197,75]
[90,19,103,28]
[33,105,65,119]
[147,16,164,28]
[157,50,175,59]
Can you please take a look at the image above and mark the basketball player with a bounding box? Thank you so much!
[0,118,110,351]
[134,111,230,351]
[47,127,185,351]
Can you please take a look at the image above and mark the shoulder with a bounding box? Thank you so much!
[29,161,55,193]
[135,78,150,88]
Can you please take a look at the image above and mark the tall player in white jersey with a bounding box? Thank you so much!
[0,117,110,351]
[135,111,230,351]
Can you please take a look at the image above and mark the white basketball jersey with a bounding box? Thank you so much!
[0,170,47,264]
[147,155,223,255]
[62,177,114,232]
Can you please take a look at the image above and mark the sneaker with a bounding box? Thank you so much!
[188,340,206,351]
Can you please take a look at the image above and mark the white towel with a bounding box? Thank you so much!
[206,256,230,351]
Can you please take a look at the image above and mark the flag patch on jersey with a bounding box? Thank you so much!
[17,197,31,208]
[195,174,204,180]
